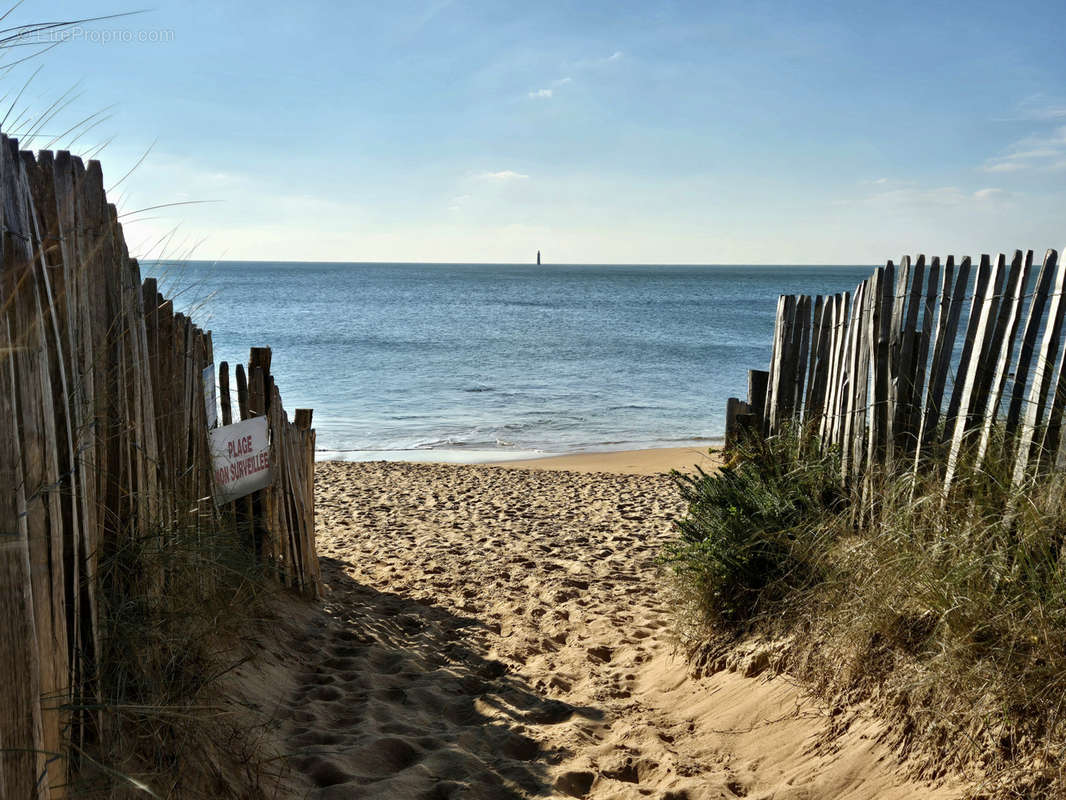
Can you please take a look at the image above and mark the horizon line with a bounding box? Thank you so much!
[142,257,884,267]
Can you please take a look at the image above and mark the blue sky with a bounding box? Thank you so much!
[8,0,1066,263]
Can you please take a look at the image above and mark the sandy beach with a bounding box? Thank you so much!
[488,446,723,475]
[242,450,961,799]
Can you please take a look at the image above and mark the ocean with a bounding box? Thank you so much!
[148,262,874,462]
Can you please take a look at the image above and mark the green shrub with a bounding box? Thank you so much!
[663,428,845,627]
[814,452,1066,793]
[664,423,1066,796]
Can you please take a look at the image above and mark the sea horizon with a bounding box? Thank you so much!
[170,258,883,268]
[149,260,875,462]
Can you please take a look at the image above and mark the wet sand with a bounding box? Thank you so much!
[488,446,722,475]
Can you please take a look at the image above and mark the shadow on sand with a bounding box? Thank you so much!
[278,556,604,799]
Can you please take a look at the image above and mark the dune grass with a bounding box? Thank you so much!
[664,427,1066,798]
[71,514,286,799]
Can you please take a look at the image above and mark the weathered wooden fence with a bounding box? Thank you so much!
[1,134,320,797]
[726,249,1066,488]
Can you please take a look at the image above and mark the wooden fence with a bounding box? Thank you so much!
[726,249,1066,488]
[1,134,320,797]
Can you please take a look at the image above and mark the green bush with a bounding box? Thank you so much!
[663,428,845,627]
[663,424,1066,796]
[815,452,1066,794]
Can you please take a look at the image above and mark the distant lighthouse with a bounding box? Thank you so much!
[537,250,541,265]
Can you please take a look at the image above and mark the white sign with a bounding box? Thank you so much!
[203,363,218,428]
[208,417,272,503]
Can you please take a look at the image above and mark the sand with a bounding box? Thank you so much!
[488,446,722,475]
[246,454,963,799]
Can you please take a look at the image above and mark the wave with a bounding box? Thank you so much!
[412,437,470,449]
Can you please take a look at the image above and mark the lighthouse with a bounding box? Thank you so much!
[537,250,541,265]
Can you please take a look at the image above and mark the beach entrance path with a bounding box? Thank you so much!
[272,458,961,799]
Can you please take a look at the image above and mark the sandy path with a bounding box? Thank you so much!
[274,461,961,799]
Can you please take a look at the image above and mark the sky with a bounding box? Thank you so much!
[6,0,1066,264]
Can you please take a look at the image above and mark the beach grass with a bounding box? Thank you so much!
[71,514,285,798]
[664,427,1066,798]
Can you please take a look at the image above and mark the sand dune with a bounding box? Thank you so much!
[249,456,963,798]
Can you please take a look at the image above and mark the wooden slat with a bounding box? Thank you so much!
[974,251,1030,470]
[1012,250,1064,484]
[764,295,786,434]
[791,296,812,422]
[886,258,908,455]
[1006,249,1057,435]
[1,134,48,799]
[250,347,273,415]
[236,363,250,420]
[0,267,47,800]
[851,279,874,480]
[725,397,752,449]
[1038,256,1066,471]
[219,361,233,426]
[768,295,795,434]
[804,295,825,420]
[51,151,95,744]
[16,145,65,793]
[294,409,320,596]
[970,254,1015,418]
[747,369,768,428]
[944,256,990,439]
[945,255,1006,488]
[34,152,82,687]
[839,283,866,476]
[824,293,851,447]
[893,256,925,451]
[917,256,969,460]
[906,259,939,446]
[20,150,72,793]
[26,151,82,759]
[817,295,839,444]
[806,297,833,428]
[867,265,893,470]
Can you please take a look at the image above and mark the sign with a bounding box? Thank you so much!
[203,363,218,428]
[208,417,271,503]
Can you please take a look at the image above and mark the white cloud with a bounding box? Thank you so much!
[528,77,573,100]
[478,170,529,181]
[974,188,1004,200]
[448,193,471,212]
[983,125,1066,172]
[564,51,625,71]
[993,96,1066,122]
[864,186,967,208]
[984,160,1027,173]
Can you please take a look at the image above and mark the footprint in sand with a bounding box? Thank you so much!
[286,463,962,800]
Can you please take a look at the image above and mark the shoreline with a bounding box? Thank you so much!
[317,445,723,475]
[487,445,722,475]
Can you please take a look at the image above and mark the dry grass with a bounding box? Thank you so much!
[69,514,288,799]
[665,427,1066,798]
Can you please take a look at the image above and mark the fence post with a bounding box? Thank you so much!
[747,369,768,431]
